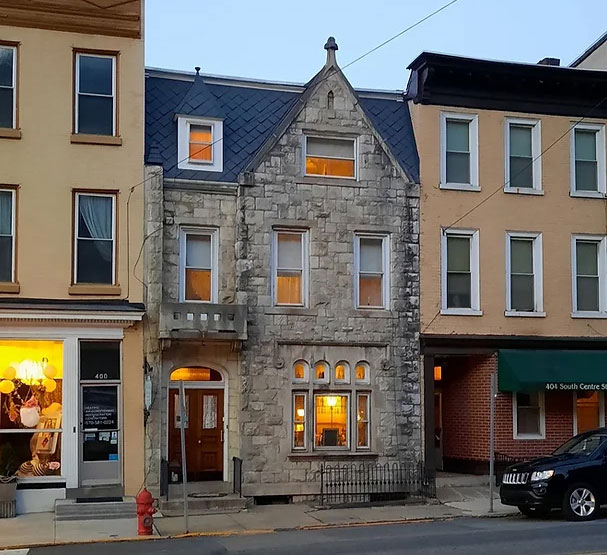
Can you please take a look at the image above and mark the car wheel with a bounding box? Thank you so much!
[518,505,550,518]
[562,483,599,521]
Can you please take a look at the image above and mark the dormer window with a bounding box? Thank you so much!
[177,116,223,172]
[304,136,356,179]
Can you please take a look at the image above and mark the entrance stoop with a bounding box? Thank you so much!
[55,497,136,521]
[159,493,249,516]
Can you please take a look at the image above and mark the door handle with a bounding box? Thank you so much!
[198,440,201,444]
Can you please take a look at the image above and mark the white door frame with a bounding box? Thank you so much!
[573,391,605,435]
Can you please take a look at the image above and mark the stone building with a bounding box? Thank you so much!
[144,38,420,501]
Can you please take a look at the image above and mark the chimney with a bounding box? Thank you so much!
[324,36,338,67]
[537,57,560,66]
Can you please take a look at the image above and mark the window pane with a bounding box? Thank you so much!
[446,120,469,152]
[277,271,302,304]
[359,238,383,273]
[517,407,540,435]
[1,432,63,478]
[185,268,211,301]
[78,195,113,240]
[575,130,597,161]
[190,125,212,144]
[315,395,348,448]
[0,236,12,282]
[0,190,12,235]
[447,273,471,308]
[189,143,212,161]
[510,125,532,157]
[509,156,533,188]
[357,395,369,448]
[511,274,534,311]
[577,276,600,312]
[576,242,598,276]
[294,362,306,381]
[77,239,113,284]
[79,55,113,95]
[447,236,470,272]
[511,239,533,274]
[335,363,347,381]
[185,234,211,268]
[355,363,368,382]
[277,233,302,269]
[445,152,470,183]
[78,95,113,135]
[307,137,354,158]
[293,395,306,448]
[0,47,13,87]
[0,88,13,129]
[359,275,382,307]
[315,363,327,381]
[80,341,120,381]
[576,161,598,191]
[305,156,355,177]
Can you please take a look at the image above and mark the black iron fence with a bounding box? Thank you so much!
[320,461,435,506]
[233,456,243,498]
[494,452,527,485]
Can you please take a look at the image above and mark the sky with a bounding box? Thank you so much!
[145,0,607,90]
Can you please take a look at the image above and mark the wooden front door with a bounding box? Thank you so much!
[168,388,224,481]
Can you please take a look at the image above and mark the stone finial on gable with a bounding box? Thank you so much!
[324,36,339,68]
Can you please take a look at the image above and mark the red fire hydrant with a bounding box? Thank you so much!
[136,488,155,536]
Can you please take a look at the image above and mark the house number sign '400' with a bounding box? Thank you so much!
[95,373,109,380]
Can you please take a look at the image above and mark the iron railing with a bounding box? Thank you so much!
[233,457,243,498]
[320,461,435,506]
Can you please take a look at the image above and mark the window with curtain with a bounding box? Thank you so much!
[76,53,116,136]
[274,230,306,305]
[0,45,16,129]
[445,119,470,184]
[356,235,387,308]
[182,231,214,302]
[75,193,115,284]
[574,129,599,192]
[0,189,14,282]
[305,136,355,178]
[575,239,601,312]
[189,124,213,163]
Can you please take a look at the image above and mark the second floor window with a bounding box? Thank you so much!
[75,53,116,136]
[505,119,541,192]
[273,230,307,306]
[572,124,606,195]
[506,233,543,315]
[441,112,478,190]
[441,229,480,314]
[355,234,389,309]
[305,136,355,178]
[573,236,605,314]
[180,229,217,302]
[74,193,115,284]
[0,189,15,282]
[0,45,16,129]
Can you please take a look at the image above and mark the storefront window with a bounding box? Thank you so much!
[0,340,63,479]
[314,394,348,448]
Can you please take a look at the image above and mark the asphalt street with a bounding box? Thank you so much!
[25,514,607,555]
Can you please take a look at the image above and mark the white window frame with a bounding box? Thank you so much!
[356,392,370,450]
[570,123,606,198]
[440,112,479,191]
[178,227,219,303]
[504,117,543,195]
[354,233,390,310]
[272,229,309,307]
[303,135,358,180]
[513,391,545,440]
[74,52,116,136]
[292,392,307,451]
[505,232,545,317]
[313,360,330,385]
[0,188,16,282]
[334,361,351,385]
[313,392,351,450]
[441,228,481,315]
[292,360,310,384]
[177,116,224,172]
[0,45,17,129]
[74,192,116,285]
[571,234,607,318]
[573,391,605,435]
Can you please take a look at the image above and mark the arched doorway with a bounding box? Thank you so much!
[168,367,225,482]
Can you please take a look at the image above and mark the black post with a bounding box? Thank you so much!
[423,355,436,479]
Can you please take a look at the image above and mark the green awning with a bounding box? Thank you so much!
[498,349,607,392]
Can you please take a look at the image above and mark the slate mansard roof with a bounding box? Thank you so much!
[145,68,420,183]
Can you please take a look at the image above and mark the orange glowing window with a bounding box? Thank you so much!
[275,231,305,305]
[335,361,349,383]
[305,136,355,178]
[293,360,308,382]
[293,394,306,449]
[314,394,348,448]
[183,232,213,302]
[189,124,213,162]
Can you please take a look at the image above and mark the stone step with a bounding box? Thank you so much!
[435,474,490,488]
[55,497,136,521]
[159,494,249,516]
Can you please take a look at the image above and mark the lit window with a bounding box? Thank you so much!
[335,361,350,384]
[573,236,606,314]
[506,233,543,315]
[74,193,115,285]
[177,117,223,172]
[0,45,17,129]
[355,234,389,309]
[189,124,213,163]
[442,229,480,314]
[274,230,307,306]
[314,394,349,448]
[293,360,309,383]
[571,124,606,195]
[441,112,478,190]
[357,393,370,448]
[305,136,355,178]
[505,118,541,193]
[314,361,329,383]
[293,393,306,449]
[514,392,544,439]
[355,362,370,384]
[75,53,116,136]
[180,228,216,302]
[0,188,15,283]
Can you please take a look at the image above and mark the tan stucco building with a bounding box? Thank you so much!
[0,1,145,513]
[408,52,607,474]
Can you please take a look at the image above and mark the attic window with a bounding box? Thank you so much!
[305,136,356,179]
[177,116,223,172]
[327,91,334,110]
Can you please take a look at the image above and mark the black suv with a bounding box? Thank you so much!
[500,428,607,521]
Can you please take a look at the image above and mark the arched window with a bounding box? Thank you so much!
[293,360,309,383]
[314,361,330,383]
[170,367,223,382]
[327,91,334,110]
[355,361,370,384]
[335,361,350,384]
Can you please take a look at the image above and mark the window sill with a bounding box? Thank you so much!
[266,306,317,316]
[352,308,393,318]
[571,311,607,319]
[440,308,483,316]
[0,282,20,293]
[288,452,378,461]
[514,435,545,441]
[0,128,21,140]
[504,187,544,196]
[439,183,481,192]
[68,284,122,296]
[505,311,546,318]
[296,176,362,188]
[570,191,606,199]
[177,161,223,173]
[71,134,122,146]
